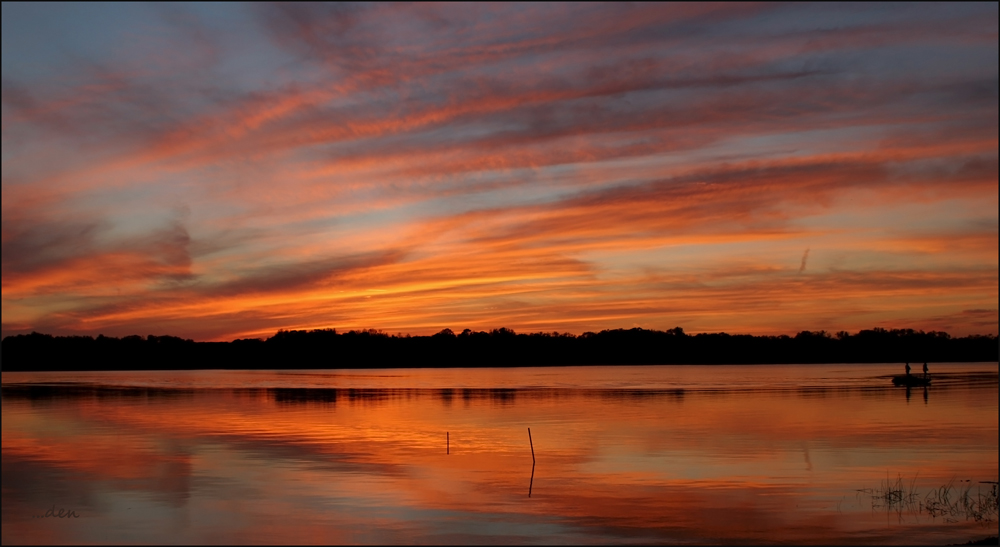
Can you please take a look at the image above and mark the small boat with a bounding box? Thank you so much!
[892,375,931,387]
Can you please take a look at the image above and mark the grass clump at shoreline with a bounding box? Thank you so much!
[858,474,999,526]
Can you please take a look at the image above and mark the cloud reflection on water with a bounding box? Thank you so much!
[2,365,997,544]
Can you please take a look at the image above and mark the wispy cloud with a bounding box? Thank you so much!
[2,3,997,339]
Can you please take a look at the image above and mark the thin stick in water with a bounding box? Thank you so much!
[528,427,536,498]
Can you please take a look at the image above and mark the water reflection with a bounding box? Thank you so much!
[2,364,997,544]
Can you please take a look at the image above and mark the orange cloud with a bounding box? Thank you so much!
[3,3,997,340]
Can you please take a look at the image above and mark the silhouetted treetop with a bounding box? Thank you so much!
[1,327,995,371]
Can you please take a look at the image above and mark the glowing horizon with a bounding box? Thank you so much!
[2,3,997,342]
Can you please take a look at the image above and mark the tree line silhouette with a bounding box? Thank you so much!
[2,327,996,371]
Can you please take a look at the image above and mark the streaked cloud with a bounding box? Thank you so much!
[2,2,997,340]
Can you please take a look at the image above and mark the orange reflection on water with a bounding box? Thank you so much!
[2,364,997,544]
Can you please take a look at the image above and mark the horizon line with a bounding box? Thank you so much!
[5,325,997,345]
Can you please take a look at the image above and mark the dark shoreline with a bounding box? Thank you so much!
[951,537,998,546]
[3,327,996,372]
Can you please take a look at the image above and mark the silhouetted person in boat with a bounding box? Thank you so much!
[922,362,928,378]
[905,363,911,376]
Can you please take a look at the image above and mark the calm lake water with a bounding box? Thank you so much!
[2,363,997,545]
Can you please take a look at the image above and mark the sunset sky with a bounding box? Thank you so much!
[2,2,997,341]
